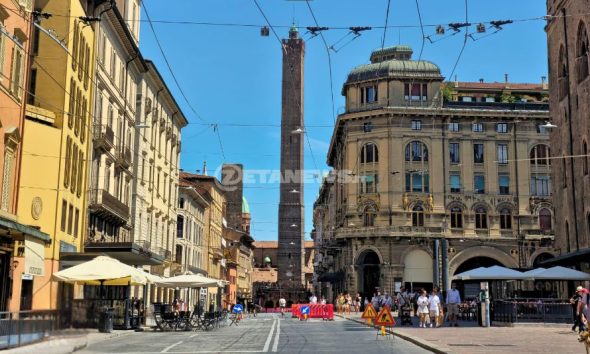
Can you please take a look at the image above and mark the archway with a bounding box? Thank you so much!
[403,249,433,292]
[356,250,381,298]
[454,256,503,275]
[532,252,555,267]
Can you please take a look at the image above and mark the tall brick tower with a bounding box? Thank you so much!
[277,25,305,288]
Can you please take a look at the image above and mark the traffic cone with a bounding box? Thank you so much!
[380,326,386,336]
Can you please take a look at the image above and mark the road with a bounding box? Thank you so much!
[79,313,431,353]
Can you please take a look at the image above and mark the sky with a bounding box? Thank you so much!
[138,0,549,242]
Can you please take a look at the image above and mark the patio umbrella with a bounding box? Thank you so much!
[155,272,223,288]
[453,265,527,280]
[525,266,590,280]
[52,255,156,285]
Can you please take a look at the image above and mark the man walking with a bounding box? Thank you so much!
[446,283,461,327]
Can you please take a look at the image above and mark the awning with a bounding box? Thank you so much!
[156,272,225,288]
[540,248,590,266]
[453,266,527,280]
[0,215,50,243]
[523,266,590,281]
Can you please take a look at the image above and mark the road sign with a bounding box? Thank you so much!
[361,303,377,319]
[374,307,396,326]
[301,306,310,315]
[233,304,244,313]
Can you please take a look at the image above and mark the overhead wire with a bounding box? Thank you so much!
[448,0,470,83]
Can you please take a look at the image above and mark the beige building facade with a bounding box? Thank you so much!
[313,46,557,299]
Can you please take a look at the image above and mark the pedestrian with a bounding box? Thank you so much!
[345,293,352,314]
[371,292,379,312]
[320,296,326,305]
[383,292,393,310]
[356,293,363,312]
[446,283,461,327]
[428,288,442,327]
[338,293,346,315]
[576,286,590,332]
[310,293,318,304]
[417,289,430,328]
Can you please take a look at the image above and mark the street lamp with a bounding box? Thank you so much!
[541,121,557,129]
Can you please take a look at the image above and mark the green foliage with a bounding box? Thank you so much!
[500,92,516,103]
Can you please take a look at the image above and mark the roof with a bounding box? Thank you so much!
[242,196,250,214]
[452,81,547,91]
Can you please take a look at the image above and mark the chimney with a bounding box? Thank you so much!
[541,76,548,90]
[202,161,208,176]
[479,78,484,83]
[504,73,509,88]
[454,75,458,87]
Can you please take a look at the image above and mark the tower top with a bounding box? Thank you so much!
[289,23,299,39]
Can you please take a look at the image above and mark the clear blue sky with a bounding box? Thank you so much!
[138,0,548,241]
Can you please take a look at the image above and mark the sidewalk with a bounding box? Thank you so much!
[339,311,584,354]
[5,329,136,354]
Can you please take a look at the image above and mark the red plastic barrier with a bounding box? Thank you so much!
[292,304,334,320]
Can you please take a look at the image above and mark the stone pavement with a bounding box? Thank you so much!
[340,311,585,354]
[4,329,136,354]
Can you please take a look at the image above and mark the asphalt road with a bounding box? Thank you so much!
[79,313,431,354]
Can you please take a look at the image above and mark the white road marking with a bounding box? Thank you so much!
[262,319,277,352]
[271,319,280,352]
[161,340,183,353]
[189,333,199,338]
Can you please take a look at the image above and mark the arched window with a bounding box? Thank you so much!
[558,45,569,100]
[577,22,589,81]
[499,208,512,230]
[530,145,551,166]
[405,141,428,162]
[475,207,488,229]
[450,207,463,229]
[412,205,424,227]
[360,143,378,163]
[539,208,552,231]
[363,206,376,227]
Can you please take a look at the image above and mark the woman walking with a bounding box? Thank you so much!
[429,288,442,327]
[416,289,430,328]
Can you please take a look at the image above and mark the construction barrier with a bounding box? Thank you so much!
[291,304,334,320]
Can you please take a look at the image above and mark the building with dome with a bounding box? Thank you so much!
[313,45,556,301]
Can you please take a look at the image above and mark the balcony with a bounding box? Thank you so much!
[93,124,114,151]
[88,189,129,225]
[115,147,133,168]
[85,235,164,265]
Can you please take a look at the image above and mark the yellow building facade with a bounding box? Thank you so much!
[17,0,95,310]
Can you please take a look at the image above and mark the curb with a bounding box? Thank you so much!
[338,315,454,354]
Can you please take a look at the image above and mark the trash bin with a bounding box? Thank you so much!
[98,307,114,333]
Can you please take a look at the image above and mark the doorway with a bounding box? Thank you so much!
[357,250,381,298]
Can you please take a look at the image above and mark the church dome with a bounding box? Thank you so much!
[242,196,250,214]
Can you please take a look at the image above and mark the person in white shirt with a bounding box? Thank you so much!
[428,288,442,328]
[310,294,318,304]
[278,297,286,317]
[446,283,461,327]
[416,289,430,328]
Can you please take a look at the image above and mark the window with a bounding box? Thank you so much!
[530,145,551,165]
[497,144,508,164]
[61,200,67,232]
[360,143,378,163]
[72,22,79,70]
[539,208,552,231]
[363,122,373,132]
[461,96,473,102]
[179,197,185,209]
[475,207,488,229]
[499,174,510,195]
[485,97,495,103]
[363,210,375,227]
[405,141,428,162]
[360,174,378,194]
[530,175,551,196]
[472,123,484,132]
[405,170,429,193]
[70,147,78,193]
[404,83,428,101]
[177,215,184,238]
[448,122,460,132]
[474,143,484,163]
[412,205,424,227]
[499,209,512,230]
[175,244,183,264]
[474,174,485,194]
[558,45,569,100]
[1,149,14,211]
[496,123,508,133]
[67,204,74,235]
[77,152,83,197]
[576,22,589,81]
[11,47,24,99]
[450,207,463,228]
[68,79,76,129]
[450,173,461,193]
[74,209,79,237]
[64,137,71,188]
[449,142,460,163]
[361,85,378,104]
[411,120,422,130]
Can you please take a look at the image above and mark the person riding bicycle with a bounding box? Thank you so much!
[279,297,287,317]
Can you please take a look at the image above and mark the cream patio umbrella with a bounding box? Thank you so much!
[155,272,223,288]
[52,255,157,286]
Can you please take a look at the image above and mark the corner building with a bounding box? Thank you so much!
[313,46,557,299]
[545,0,590,273]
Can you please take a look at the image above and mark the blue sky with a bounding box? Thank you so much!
[139,0,548,241]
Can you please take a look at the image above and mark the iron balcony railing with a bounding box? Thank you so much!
[88,188,130,223]
[92,124,115,150]
[0,310,61,349]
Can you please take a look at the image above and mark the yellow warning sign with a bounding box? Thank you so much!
[374,307,396,326]
[361,303,377,319]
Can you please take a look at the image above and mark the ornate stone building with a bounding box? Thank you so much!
[545,0,590,274]
[313,45,557,300]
